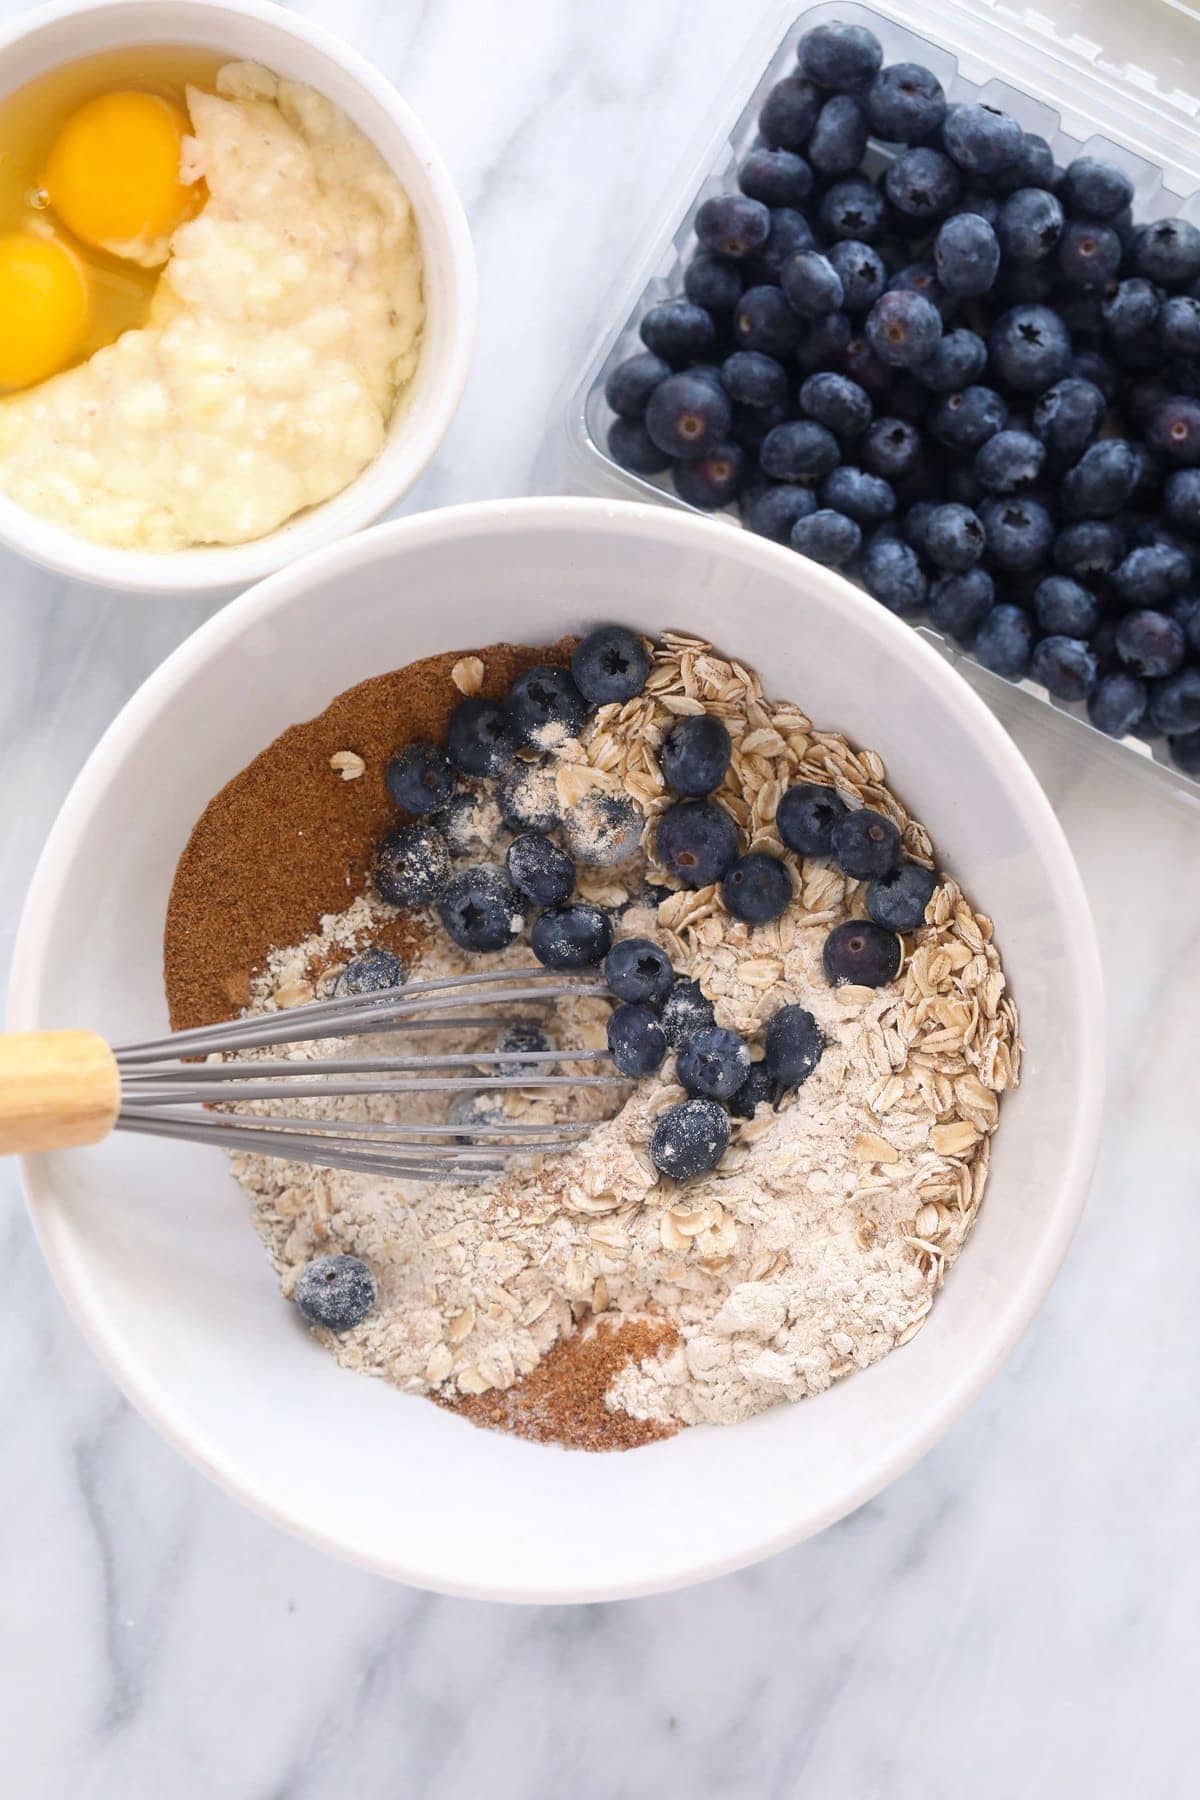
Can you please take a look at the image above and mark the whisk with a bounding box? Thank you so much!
[0,968,622,1182]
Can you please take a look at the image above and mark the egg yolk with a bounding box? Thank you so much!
[0,234,88,390]
[43,90,197,264]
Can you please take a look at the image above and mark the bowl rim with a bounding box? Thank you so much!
[0,0,477,595]
[8,496,1107,1600]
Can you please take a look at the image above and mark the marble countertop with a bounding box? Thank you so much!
[1,0,1198,1793]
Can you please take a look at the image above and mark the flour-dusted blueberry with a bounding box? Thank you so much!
[1168,726,1200,774]
[989,305,1072,392]
[720,851,792,925]
[604,937,674,1007]
[823,919,902,988]
[660,977,717,1048]
[808,94,868,176]
[912,328,988,394]
[866,290,942,369]
[644,371,733,460]
[497,760,559,835]
[759,73,821,150]
[506,665,588,752]
[929,567,995,640]
[1116,609,1187,678]
[1112,544,1192,607]
[1031,635,1099,701]
[943,101,1022,176]
[760,418,841,482]
[655,799,739,888]
[974,603,1035,678]
[720,351,789,410]
[734,285,803,356]
[819,176,886,244]
[1148,397,1200,466]
[995,186,1064,265]
[1061,438,1139,517]
[1033,575,1100,638]
[493,1020,551,1076]
[727,1059,775,1120]
[738,145,814,209]
[797,20,882,89]
[607,1003,667,1078]
[781,250,845,317]
[660,713,731,797]
[933,212,999,296]
[446,696,516,778]
[650,1097,730,1182]
[884,146,960,222]
[865,61,946,142]
[336,947,404,996]
[677,1025,752,1101]
[295,1254,376,1332]
[1061,156,1134,220]
[980,495,1055,572]
[1057,220,1122,290]
[1164,467,1200,535]
[605,351,671,420]
[828,241,887,314]
[924,502,986,572]
[695,192,770,260]
[684,251,743,317]
[861,530,928,614]
[561,791,644,869]
[506,832,575,906]
[776,781,847,856]
[976,429,1045,494]
[1032,378,1106,468]
[930,385,1008,451]
[674,443,745,509]
[374,823,451,908]
[385,742,456,816]
[1158,294,1200,359]
[571,624,650,706]
[761,1004,824,1089]
[608,418,670,475]
[863,416,921,482]
[1150,668,1200,735]
[436,791,500,859]
[744,483,818,542]
[792,508,862,567]
[866,861,939,932]
[1132,217,1200,288]
[831,806,901,879]
[440,865,525,952]
[1087,670,1148,737]
[531,903,613,970]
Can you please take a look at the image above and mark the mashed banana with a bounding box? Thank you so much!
[0,62,424,550]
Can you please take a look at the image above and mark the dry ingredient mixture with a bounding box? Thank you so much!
[165,633,1020,1450]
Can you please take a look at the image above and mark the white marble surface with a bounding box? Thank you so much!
[1,0,1199,1793]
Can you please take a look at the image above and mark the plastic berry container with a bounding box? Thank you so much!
[554,0,1200,811]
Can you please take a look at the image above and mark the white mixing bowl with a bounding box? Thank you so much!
[9,498,1105,1600]
[0,0,476,593]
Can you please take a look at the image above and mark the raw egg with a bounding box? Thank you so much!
[43,90,199,265]
[0,234,88,390]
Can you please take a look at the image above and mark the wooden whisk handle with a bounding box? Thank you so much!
[0,1031,120,1154]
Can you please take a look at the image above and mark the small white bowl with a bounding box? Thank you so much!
[0,0,476,594]
[9,498,1105,1601]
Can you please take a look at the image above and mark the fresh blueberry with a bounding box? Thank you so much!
[1164,467,1200,535]
[751,206,817,278]
[979,495,1055,572]
[604,936,674,1006]
[942,102,1022,176]
[989,305,1072,392]
[902,500,938,554]
[1061,156,1134,220]
[733,400,792,449]
[808,94,869,176]
[720,851,792,924]
[645,371,733,460]
[721,350,789,409]
[759,74,821,151]
[866,860,939,931]
[865,61,946,143]
[975,429,1045,493]
[822,919,902,987]
[994,261,1058,307]
[864,415,921,480]
[760,418,841,481]
[695,193,770,260]
[1132,218,1200,289]
[791,507,862,566]
[674,443,745,509]
[677,1025,752,1101]
[605,351,671,420]
[733,285,803,356]
[1031,634,1099,701]
[782,250,845,317]
[995,186,1065,265]
[571,624,650,705]
[831,806,901,878]
[1061,438,1139,517]
[800,371,873,438]
[493,1020,551,1076]
[506,665,588,751]
[911,328,988,393]
[649,1097,730,1182]
[866,290,942,369]
[336,947,404,996]
[608,418,670,475]
[924,502,986,571]
[776,781,848,855]
[797,21,883,90]
[1116,609,1186,677]
[561,791,643,869]
[1112,544,1191,607]
[827,241,887,313]
[1168,726,1200,774]
[1158,294,1200,359]
[530,903,613,970]
[739,146,814,209]
[861,529,927,613]
[1057,220,1122,290]
[820,466,895,529]
[506,832,575,906]
[993,133,1056,194]
[1149,668,1200,735]
[929,567,996,639]
[974,603,1035,678]
[295,1254,376,1332]
[660,977,717,1048]
[1087,670,1148,737]
[951,186,1001,225]
[933,212,999,296]
[374,823,451,907]
[607,1003,667,1078]
[727,1060,775,1119]
[684,252,743,316]
[763,1004,824,1087]
[1071,346,1119,399]
[1148,396,1200,466]
[661,713,732,797]
[1171,593,1200,651]
[793,310,853,373]
[1033,574,1100,637]
[1031,378,1106,467]
[639,301,716,369]
[440,865,525,952]
[884,147,961,221]
[1103,277,1162,350]
[385,742,455,816]
[843,331,893,393]
[446,696,516,778]
[655,799,739,888]
[930,385,1008,450]
[744,483,818,542]
[887,261,953,319]
[819,176,886,243]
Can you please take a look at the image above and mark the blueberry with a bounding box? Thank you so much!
[336,947,404,996]
[1112,544,1191,607]
[493,1020,551,1076]
[1159,295,1200,359]
[866,861,938,931]
[1031,378,1106,467]
[828,241,887,313]
[800,371,873,439]
[506,831,575,906]
[808,94,868,176]
[505,665,588,752]
[994,133,1056,194]
[645,371,733,460]
[727,1060,775,1120]
[695,193,770,260]
[933,212,1000,296]
[759,74,821,151]
[831,806,901,878]
[295,1254,375,1332]
[979,496,1055,572]
[637,303,713,370]
[439,865,525,952]
[571,624,650,705]
[720,350,789,409]
[822,469,895,532]
[649,1097,730,1182]
[720,851,792,924]
[1033,574,1100,637]
[942,101,1022,176]
[994,261,1057,307]
[674,442,745,509]
[925,502,986,571]
[1168,726,1200,774]
[660,713,732,796]
[1061,438,1138,517]
[887,261,953,319]
[1087,670,1148,737]
[775,781,846,856]
[902,500,938,555]
[866,290,942,369]
[861,530,927,614]
[607,1003,667,1078]
[781,250,845,317]
[797,21,883,90]
[752,206,817,278]
[738,146,814,209]
[1103,276,1161,345]
[884,147,960,221]
[384,742,455,816]
[794,309,853,373]
[989,305,1072,392]
[1031,634,1099,701]
[1116,609,1186,677]
[734,285,803,356]
[1148,396,1200,466]
[975,429,1045,494]
[733,401,792,450]
[951,186,1001,226]
[530,903,613,970]
[660,977,716,1048]
[994,187,1064,266]
[764,1004,824,1087]
[1061,156,1134,220]
[819,176,886,243]
[912,328,988,393]
[864,415,921,480]
[446,1092,505,1142]
[791,507,862,567]
[436,790,498,859]
[1056,220,1122,290]
[684,252,743,316]
[843,331,893,393]
[1071,346,1119,400]
[760,418,841,481]
[1132,218,1200,289]
[1164,467,1200,535]
[974,603,1035,677]
[930,385,1008,450]
[608,418,670,475]
[496,760,558,835]
[1149,668,1200,735]
[822,919,902,987]
[561,791,643,869]
[605,351,671,423]
[929,567,996,639]
[677,1025,752,1101]
[374,823,451,907]
[446,696,516,778]
[604,936,674,1006]
[655,799,739,888]
[865,61,946,143]
[744,483,818,542]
